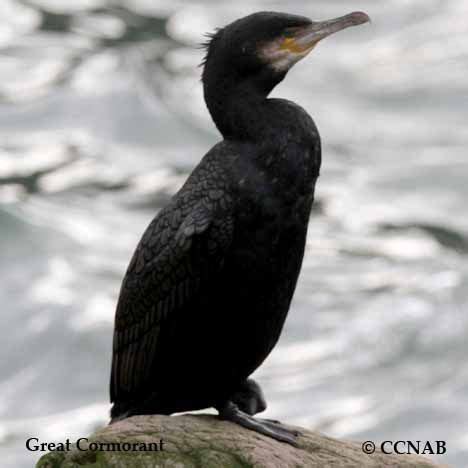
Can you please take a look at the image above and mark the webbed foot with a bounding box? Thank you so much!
[217,401,299,446]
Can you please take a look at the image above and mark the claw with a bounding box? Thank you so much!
[218,402,300,446]
[257,419,301,437]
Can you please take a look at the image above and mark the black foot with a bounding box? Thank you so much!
[256,417,280,424]
[217,401,299,446]
[256,418,301,436]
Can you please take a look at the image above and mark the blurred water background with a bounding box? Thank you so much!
[0,0,467,466]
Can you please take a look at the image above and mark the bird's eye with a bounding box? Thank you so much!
[283,28,297,38]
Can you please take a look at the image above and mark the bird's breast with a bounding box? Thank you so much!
[229,188,308,285]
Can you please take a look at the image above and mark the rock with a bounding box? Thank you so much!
[36,414,446,468]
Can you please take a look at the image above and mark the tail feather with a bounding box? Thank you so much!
[110,391,168,423]
[109,401,131,424]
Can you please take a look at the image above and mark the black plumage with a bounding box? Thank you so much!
[110,10,369,444]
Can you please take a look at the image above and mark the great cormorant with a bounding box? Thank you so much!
[110,10,370,445]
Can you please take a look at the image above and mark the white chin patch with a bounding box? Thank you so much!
[259,41,312,72]
[270,53,307,72]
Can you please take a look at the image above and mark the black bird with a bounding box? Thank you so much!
[110,10,370,445]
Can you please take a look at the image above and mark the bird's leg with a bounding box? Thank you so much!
[229,379,289,425]
[217,401,300,446]
[230,378,267,415]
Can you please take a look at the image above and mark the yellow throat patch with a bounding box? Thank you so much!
[279,37,316,54]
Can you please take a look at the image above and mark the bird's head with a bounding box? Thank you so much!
[202,11,370,95]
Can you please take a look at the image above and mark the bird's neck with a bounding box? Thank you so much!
[204,73,277,141]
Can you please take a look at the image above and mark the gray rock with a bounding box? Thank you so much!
[36,414,446,468]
